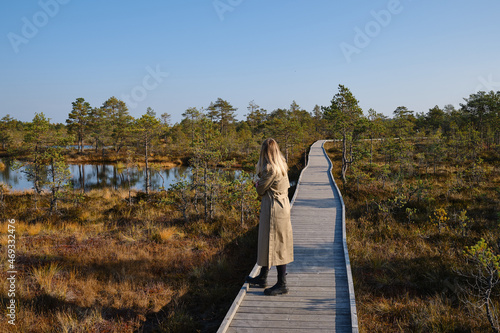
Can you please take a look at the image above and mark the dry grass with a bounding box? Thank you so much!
[325,141,500,332]
[31,262,63,296]
[158,226,185,242]
[0,186,260,332]
[63,149,183,167]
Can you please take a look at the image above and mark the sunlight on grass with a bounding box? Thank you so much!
[26,223,43,236]
[0,234,8,246]
[56,310,79,333]
[32,262,61,295]
[159,226,185,241]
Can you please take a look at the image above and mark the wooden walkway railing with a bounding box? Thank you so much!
[218,140,358,333]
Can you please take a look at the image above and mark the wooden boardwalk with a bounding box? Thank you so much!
[218,140,358,333]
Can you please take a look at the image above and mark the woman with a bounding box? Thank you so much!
[246,138,294,296]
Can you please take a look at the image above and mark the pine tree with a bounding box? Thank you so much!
[101,97,133,152]
[66,97,91,152]
[322,85,364,184]
[134,107,161,195]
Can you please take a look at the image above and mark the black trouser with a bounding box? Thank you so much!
[261,264,286,283]
[276,264,286,282]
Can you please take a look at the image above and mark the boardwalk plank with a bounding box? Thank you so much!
[246,291,336,297]
[229,319,340,329]
[243,295,348,302]
[233,313,340,322]
[239,300,351,309]
[236,306,339,315]
[227,328,341,333]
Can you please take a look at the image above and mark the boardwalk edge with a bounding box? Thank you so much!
[323,140,359,332]
[217,142,313,333]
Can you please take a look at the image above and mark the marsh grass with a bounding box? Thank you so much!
[0,185,259,332]
[61,149,183,167]
[325,141,500,332]
[31,262,62,295]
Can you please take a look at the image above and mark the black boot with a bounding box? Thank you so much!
[264,265,288,296]
[246,266,268,288]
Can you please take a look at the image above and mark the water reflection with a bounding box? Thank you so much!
[0,159,248,192]
[0,160,33,190]
[0,159,191,192]
[68,164,192,191]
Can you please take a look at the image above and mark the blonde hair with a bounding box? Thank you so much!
[256,138,288,177]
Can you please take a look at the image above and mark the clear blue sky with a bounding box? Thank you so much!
[1,0,499,124]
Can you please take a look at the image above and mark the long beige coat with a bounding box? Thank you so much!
[256,167,294,267]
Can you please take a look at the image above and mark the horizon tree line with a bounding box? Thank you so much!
[0,87,498,190]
